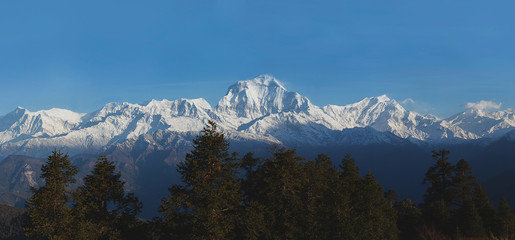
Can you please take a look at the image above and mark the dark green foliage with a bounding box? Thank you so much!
[236,152,267,239]
[356,172,398,239]
[455,199,486,238]
[420,150,497,238]
[251,148,305,239]
[394,199,422,240]
[384,189,399,207]
[159,120,241,239]
[158,121,401,239]
[453,159,477,207]
[21,132,510,239]
[452,159,488,237]
[234,201,267,240]
[240,152,263,202]
[421,150,455,233]
[72,156,143,239]
[337,166,398,239]
[473,184,497,235]
[0,204,25,240]
[495,197,515,238]
[339,154,362,187]
[23,150,78,239]
[335,154,363,239]
[244,150,398,240]
[301,153,338,240]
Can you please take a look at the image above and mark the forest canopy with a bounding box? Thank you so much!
[5,121,515,239]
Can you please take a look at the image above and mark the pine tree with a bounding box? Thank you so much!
[159,120,241,240]
[495,197,515,239]
[354,172,399,240]
[420,150,497,238]
[451,159,490,237]
[23,150,78,240]
[236,152,267,239]
[72,156,143,240]
[302,154,338,240]
[421,149,455,234]
[339,154,361,186]
[333,155,399,239]
[335,154,362,239]
[452,159,477,207]
[473,184,497,235]
[240,152,262,202]
[0,204,25,240]
[251,148,305,240]
[234,201,267,240]
[394,199,422,240]
[454,198,485,238]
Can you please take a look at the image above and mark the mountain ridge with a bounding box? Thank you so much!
[0,74,512,159]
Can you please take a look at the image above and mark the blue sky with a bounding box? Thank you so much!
[0,1,514,118]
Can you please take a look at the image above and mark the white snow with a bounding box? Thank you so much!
[0,74,513,158]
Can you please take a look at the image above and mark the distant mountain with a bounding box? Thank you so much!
[1,74,514,217]
[0,74,512,160]
[446,108,515,139]
[0,155,43,208]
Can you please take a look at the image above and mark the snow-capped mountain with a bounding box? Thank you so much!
[445,108,515,139]
[0,74,513,159]
[216,75,314,120]
[322,95,479,143]
[0,107,84,143]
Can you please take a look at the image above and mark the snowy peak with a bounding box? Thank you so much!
[322,95,457,141]
[371,94,391,103]
[0,75,514,159]
[445,108,515,138]
[88,98,212,123]
[0,107,84,143]
[216,74,313,119]
[323,95,407,128]
[143,98,212,118]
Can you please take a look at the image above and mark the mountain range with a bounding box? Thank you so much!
[0,74,513,159]
[1,74,514,217]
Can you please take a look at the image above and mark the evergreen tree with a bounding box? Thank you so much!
[454,198,485,238]
[452,159,477,207]
[251,148,305,240]
[236,152,267,239]
[421,149,455,234]
[302,154,338,240]
[384,189,399,208]
[23,150,78,240]
[495,197,515,239]
[394,199,422,240]
[0,204,25,240]
[335,154,362,239]
[159,120,241,240]
[339,154,362,186]
[451,159,486,237]
[234,201,267,240]
[473,184,497,235]
[240,152,263,202]
[420,150,496,238]
[333,155,399,239]
[354,172,398,240]
[72,156,143,240]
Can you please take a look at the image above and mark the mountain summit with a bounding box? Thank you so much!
[0,74,512,158]
[216,75,313,119]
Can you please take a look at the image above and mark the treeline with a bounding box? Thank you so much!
[0,204,24,240]
[10,121,515,239]
[22,153,144,240]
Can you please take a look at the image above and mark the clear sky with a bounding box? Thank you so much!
[0,0,514,118]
